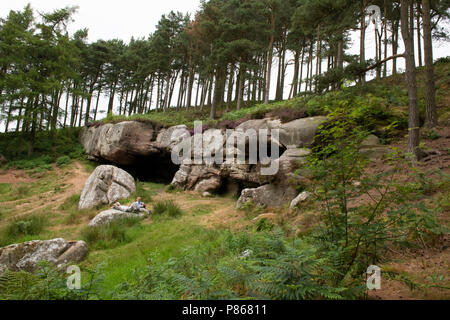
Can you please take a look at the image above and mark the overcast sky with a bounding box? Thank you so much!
[1,0,202,42]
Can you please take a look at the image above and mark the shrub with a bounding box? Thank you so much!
[305,122,449,289]
[152,200,183,218]
[165,184,182,193]
[434,56,450,65]
[11,184,32,198]
[56,156,71,167]
[424,129,441,140]
[1,215,47,246]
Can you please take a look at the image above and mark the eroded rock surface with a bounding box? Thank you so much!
[360,134,390,160]
[79,165,136,210]
[0,239,87,274]
[88,209,146,227]
[236,184,298,209]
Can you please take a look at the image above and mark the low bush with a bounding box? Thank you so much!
[56,156,72,167]
[152,200,183,218]
[1,215,48,246]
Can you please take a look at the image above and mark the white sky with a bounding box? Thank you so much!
[0,0,202,42]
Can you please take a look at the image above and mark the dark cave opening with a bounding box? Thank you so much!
[122,153,180,184]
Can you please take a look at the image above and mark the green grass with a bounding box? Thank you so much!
[191,204,214,216]
[122,181,165,205]
[0,183,12,195]
[0,215,48,247]
[80,216,143,250]
[152,200,183,218]
[81,216,221,299]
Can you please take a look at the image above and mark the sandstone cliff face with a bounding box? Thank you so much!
[81,116,327,208]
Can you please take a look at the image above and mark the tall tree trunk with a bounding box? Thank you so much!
[315,25,322,92]
[298,47,305,93]
[360,0,368,83]
[401,0,420,160]
[383,2,388,78]
[422,0,437,128]
[236,64,245,111]
[264,12,275,104]
[28,96,40,156]
[78,97,85,127]
[186,58,195,109]
[211,70,220,119]
[207,74,213,107]
[15,96,24,132]
[93,87,101,121]
[279,38,287,99]
[305,48,310,92]
[309,44,314,91]
[291,49,300,98]
[392,20,399,74]
[226,64,235,112]
[195,77,200,108]
[275,46,283,101]
[375,28,380,79]
[416,2,423,67]
[163,73,171,112]
[107,79,117,115]
[200,78,209,111]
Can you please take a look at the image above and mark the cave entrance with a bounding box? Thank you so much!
[122,153,180,184]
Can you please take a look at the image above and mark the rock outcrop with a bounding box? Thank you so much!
[236,183,298,208]
[88,209,146,227]
[79,165,136,210]
[81,116,327,208]
[278,116,328,147]
[81,121,159,165]
[360,134,390,160]
[170,118,324,194]
[290,191,312,209]
[0,239,87,274]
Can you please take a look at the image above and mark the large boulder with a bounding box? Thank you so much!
[0,239,87,274]
[275,147,310,183]
[278,116,327,147]
[81,121,159,165]
[236,183,298,209]
[79,165,136,210]
[56,241,88,266]
[360,134,390,160]
[88,209,146,227]
[171,163,222,193]
[156,125,190,151]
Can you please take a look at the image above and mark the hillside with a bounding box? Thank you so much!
[0,62,449,300]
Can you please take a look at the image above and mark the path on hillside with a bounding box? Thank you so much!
[1,161,90,218]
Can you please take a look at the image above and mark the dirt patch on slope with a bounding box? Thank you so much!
[0,170,35,184]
